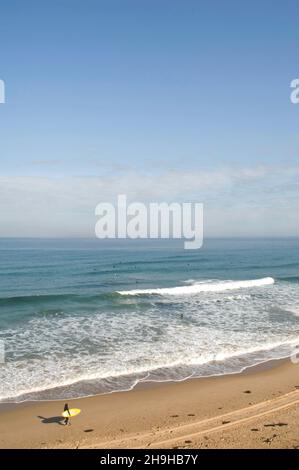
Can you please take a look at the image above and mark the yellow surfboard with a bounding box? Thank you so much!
[62,408,81,418]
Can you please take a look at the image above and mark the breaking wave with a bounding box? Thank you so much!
[117,277,275,296]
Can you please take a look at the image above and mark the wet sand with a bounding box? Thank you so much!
[1,358,299,449]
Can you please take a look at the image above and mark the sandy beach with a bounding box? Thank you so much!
[1,358,299,449]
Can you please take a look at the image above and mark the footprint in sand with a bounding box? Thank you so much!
[243,390,252,394]
[264,422,288,427]
[170,415,179,418]
[187,413,195,416]
[84,429,94,433]
[222,420,231,425]
[185,440,192,444]
[263,434,277,443]
[251,428,259,432]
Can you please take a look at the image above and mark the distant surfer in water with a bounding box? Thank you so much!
[63,403,71,426]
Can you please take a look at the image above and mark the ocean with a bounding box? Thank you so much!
[0,237,299,402]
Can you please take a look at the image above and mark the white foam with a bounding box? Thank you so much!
[287,306,299,317]
[117,277,275,296]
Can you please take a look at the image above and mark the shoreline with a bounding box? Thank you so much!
[0,354,290,409]
[1,356,299,448]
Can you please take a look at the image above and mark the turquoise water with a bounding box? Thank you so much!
[0,237,299,402]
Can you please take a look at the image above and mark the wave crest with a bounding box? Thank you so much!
[117,277,275,296]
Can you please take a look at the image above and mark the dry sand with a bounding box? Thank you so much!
[1,359,299,449]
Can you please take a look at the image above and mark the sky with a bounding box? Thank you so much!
[0,0,299,237]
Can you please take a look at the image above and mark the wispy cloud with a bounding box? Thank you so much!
[31,159,61,166]
[0,165,298,237]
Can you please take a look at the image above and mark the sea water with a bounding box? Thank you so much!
[0,237,299,402]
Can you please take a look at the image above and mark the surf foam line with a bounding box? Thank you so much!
[117,277,275,296]
[0,334,294,403]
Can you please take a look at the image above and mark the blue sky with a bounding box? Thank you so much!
[0,0,299,236]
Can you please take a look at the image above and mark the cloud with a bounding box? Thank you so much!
[0,165,298,237]
[31,159,61,166]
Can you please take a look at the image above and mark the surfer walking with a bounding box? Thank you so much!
[63,403,71,426]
